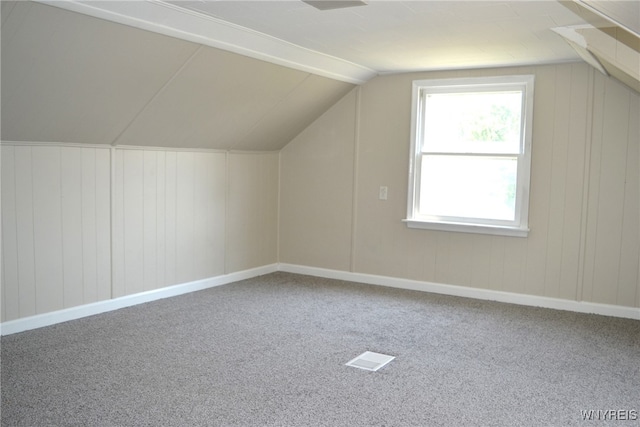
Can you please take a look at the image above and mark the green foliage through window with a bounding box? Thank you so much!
[468,104,520,143]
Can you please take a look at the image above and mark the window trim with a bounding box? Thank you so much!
[405,75,534,237]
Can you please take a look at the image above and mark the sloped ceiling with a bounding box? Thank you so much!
[1,1,354,150]
[555,1,640,93]
[5,1,634,150]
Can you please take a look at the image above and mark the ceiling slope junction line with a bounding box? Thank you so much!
[36,0,376,85]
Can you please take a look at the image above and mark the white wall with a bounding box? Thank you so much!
[279,62,640,309]
[1,145,278,322]
[279,89,357,271]
[1,145,111,320]
[583,74,640,306]
[2,62,638,325]
[227,152,279,272]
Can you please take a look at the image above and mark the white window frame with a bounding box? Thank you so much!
[404,75,534,237]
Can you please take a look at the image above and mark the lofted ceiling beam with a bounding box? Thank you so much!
[36,0,377,85]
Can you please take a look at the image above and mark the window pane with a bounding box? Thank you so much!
[419,155,517,221]
[422,91,522,154]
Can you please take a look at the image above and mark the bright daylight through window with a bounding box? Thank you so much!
[405,75,534,237]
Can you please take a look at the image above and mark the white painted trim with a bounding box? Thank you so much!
[403,219,530,237]
[113,145,228,154]
[374,60,585,76]
[1,141,112,149]
[552,26,610,76]
[406,75,535,238]
[112,146,277,155]
[36,0,375,85]
[4,262,636,336]
[574,0,640,38]
[227,150,281,156]
[0,264,277,336]
[0,142,240,154]
[278,263,640,321]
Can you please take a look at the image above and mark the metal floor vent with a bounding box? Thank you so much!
[345,351,395,372]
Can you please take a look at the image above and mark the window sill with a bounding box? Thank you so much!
[403,219,529,237]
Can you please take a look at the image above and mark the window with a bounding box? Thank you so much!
[405,75,534,237]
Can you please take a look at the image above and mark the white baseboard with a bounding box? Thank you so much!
[3,262,637,336]
[278,263,640,321]
[0,264,278,336]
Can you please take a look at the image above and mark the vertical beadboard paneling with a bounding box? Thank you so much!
[93,147,111,302]
[227,152,278,272]
[2,64,638,326]
[405,231,434,281]
[502,238,527,295]
[176,151,196,283]
[14,146,37,317]
[2,145,274,319]
[488,236,506,291]
[590,78,630,305]
[581,73,605,303]
[422,233,438,282]
[543,65,571,299]
[558,64,590,301]
[616,92,639,306]
[164,151,177,287]
[81,148,98,303]
[112,148,125,298]
[32,146,64,314]
[205,152,226,278]
[123,149,144,296]
[113,149,227,290]
[227,153,258,273]
[260,153,279,266]
[524,66,554,297]
[279,62,638,308]
[448,233,473,286]
[193,154,210,280]
[143,150,158,291]
[470,235,492,289]
[60,147,84,308]
[2,144,112,318]
[434,232,451,285]
[156,151,167,289]
[279,89,356,272]
[2,146,19,321]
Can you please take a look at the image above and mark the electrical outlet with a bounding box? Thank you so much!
[379,186,388,200]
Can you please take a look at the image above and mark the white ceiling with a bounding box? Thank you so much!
[42,0,590,83]
[168,0,585,71]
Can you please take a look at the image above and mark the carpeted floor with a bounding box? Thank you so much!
[1,272,639,426]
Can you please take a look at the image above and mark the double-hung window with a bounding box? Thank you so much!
[405,75,534,237]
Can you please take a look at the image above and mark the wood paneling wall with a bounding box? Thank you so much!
[582,73,640,306]
[227,152,279,272]
[280,62,640,308]
[279,89,357,271]
[112,149,226,297]
[1,145,111,321]
[2,62,637,323]
[1,146,278,322]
